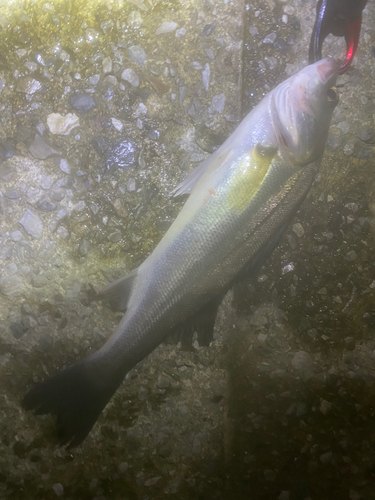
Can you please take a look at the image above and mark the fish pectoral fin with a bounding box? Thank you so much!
[171,145,232,198]
[97,268,138,311]
[169,296,224,347]
[171,159,209,197]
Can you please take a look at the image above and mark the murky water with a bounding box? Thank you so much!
[0,0,374,499]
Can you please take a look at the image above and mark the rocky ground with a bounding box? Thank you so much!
[0,0,374,499]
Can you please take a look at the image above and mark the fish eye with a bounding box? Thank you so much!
[327,86,339,104]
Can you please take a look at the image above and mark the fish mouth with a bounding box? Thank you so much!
[316,58,338,84]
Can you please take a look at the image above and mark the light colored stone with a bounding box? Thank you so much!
[47,113,80,135]
[202,63,210,91]
[291,351,314,371]
[102,56,112,74]
[121,68,139,87]
[19,209,43,239]
[0,276,23,297]
[111,118,123,131]
[292,223,304,237]
[156,21,178,35]
[59,158,71,174]
[128,45,147,67]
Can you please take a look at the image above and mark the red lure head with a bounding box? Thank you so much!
[338,15,362,74]
[309,0,368,74]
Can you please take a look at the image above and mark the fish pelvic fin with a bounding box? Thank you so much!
[97,268,138,311]
[22,358,123,448]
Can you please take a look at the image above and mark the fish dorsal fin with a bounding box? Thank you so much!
[169,296,224,346]
[171,145,233,198]
[97,268,138,311]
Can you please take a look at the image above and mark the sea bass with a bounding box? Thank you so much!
[23,59,339,447]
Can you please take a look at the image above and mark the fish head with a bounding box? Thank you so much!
[272,58,339,165]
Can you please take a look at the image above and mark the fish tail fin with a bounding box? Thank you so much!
[22,358,123,448]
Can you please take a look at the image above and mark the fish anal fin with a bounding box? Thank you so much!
[97,269,137,311]
[242,220,289,279]
[170,296,223,347]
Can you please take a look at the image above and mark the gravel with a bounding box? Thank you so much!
[47,113,80,135]
[121,68,140,87]
[156,21,178,35]
[208,94,226,114]
[15,77,42,94]
[70,93,96,114]
[19,210,43,239]
[29,134,60,160]
[128,45,147,67]
[0,0,374,499]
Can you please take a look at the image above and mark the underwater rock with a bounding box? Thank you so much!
[291,351,314,372]
[128,45,147,67]
[208,94,226,115]
[70,93,96,115]
[263,32,277,44]
[0,276,23,298]
[56,226,69,239]
[102,56,112,74]
[0,138,15,160]
[10,322,26,339]
[202,63,210,91]
[4,189,19,199]
[175,27,186,38]
[111,118,123,131]
[121,68,139,87]
[108,230,122,242]
[128,11,143,28]
[16,77,42,94]
[357,126,374,143]
[88,74,100,86]
[112,198,127,218]
[37,199,58,212]
[106,140,136,170]
[127,178,136,192]
[47,113,80,135]
[201,21,216,36]
[128,0,147,11]
[52,483,64,496]
[29,134,60,160]
[72,201,86,212]
[156,21,178,35]
[274,38,287,52]
[92,135,108,156]
[59,158,71,174]
[41,175,53,190]
[19,209,43,239]
[10,231,23,242]
[292,223,304,238]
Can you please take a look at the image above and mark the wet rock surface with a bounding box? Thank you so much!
[0,0,374,499]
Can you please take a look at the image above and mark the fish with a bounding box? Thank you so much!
[22,58,339,448]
